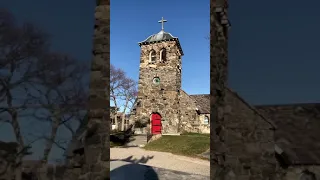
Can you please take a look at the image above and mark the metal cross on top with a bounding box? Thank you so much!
[158,17,167,31]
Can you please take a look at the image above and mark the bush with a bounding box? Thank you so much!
[134,120,147,128]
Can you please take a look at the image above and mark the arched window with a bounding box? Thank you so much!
[149,50,156,63]
[160,48,166,62]
[203,116,209,124]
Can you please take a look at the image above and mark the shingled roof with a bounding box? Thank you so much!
[189,94,210,114]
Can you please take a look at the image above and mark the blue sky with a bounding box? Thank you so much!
[229,0,320,105]
[1,0,320,161]
[3,0,320,106]
[110,0,210,95]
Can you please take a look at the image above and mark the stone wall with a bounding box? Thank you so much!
[279,165,320,180]
[179,90,199,132]
[178,90,210,133]
[0,142,17,180]
[255,104,320,165]
[24,163,67,180]
[133,40,182,134]
[223,88,277,179]
[198,114,210,134]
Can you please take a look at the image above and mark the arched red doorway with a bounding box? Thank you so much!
[151,113,162,134]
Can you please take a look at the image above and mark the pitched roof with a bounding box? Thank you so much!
[188,89,276,129]
[255,103,320,165]
[188,90,320,165]
[189,94,210,114]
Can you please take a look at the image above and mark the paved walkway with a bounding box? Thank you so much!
[110,147,210,176]
[111,161,210,180]
[126,134,148,147]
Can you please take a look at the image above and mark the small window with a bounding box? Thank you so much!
[153,77,160,85]
[149,50,156,63]
[160,48,166,62]
[203,116,209,124]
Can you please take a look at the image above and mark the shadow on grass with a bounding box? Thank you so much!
[110,163,159,180]
[111,155,154,164]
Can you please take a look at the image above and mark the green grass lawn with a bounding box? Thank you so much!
[143,132,210,158]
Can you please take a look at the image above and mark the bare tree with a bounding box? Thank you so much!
[0,9,90,180]
[119,78,137,131]
[110,64,137,131]
[27,53,89,164]
[0,9,49,180]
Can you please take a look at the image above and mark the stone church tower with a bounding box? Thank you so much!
[133,17,184,134]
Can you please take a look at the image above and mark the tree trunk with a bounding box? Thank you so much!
[42,111,61,165]
[6,91,24,180]
[121,100,129,131]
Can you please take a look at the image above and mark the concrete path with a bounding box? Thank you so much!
[110,160,210,180]
[110,147,210,177]
[126,134,147,147]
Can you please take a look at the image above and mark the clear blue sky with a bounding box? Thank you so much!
[110,0,210,95]
[1,0,320,161]
[2,0,320,105]
[229,0,320,105]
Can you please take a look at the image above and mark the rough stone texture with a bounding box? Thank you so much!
[129,37,211,134]
[23,161,68,180]
[0,141,17,180]
[179,90,210,133]
[166,90,320,179]
[278,165,320,180]
[256,104,320,165]
[210,0,230,179]
[76,1,110,180]
[131,40,183,134]
[198,114,210,134]
[224,88,277,179]
[256,103,320,179]
[190,94,210,114]
[0,157,73,180]
[179,90,199,131]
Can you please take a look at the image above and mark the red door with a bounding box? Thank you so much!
[151,113,162,134]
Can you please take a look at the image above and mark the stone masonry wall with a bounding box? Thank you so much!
[223,88,277,179]
[178,90,210,133]
[198,114,210,134]
[134,41,182,134]
[179,90,199,132]
[279,165,320,180]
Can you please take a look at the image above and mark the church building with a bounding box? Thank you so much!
[128,17,320,179]
[129,18,210,134]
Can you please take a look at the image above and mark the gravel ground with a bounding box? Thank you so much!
[110,147,210,176]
